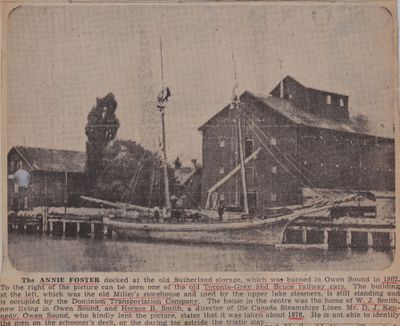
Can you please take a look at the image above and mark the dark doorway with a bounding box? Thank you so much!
[244,139,253,158]
[328,231,347,248]
[247,192,257,214]
[284,229,303,244]
[306,230,325,244]
[372,233,391,249]
[351,232,369,248]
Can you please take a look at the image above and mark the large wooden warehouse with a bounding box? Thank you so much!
[198,76,395,212]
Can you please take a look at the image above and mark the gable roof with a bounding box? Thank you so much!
[198,90,394,139]
[270,75,348,98]
[242,91,363,134]
[175,166,199,186]
[198,105,230,132]
[270,75,305,95]
[11,146,86,173]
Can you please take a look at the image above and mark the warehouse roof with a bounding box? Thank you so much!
[199,90,394,139]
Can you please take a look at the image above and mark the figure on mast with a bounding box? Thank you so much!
[157,37,172,218]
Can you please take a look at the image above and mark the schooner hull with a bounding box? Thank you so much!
[106,218,290,246]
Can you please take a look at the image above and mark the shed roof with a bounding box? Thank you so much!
[175,166,198,186]
[11,146,86,173]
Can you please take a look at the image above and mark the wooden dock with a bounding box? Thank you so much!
[8,207,396,249]
[8,207,112,238]
[281,216,395,249]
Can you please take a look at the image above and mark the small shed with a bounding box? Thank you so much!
[8,146,87,210]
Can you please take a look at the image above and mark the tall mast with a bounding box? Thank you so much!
[231,46,249,214]
[158,38,171,217]
[235,99,249,214]
[279,59,284,98]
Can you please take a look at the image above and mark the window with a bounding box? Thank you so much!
[219,167,225,175]
[271,166,277,174]
[17,160,23,170]
[327,95,331,104]
[340,98,344,107]
[218,138,225,148]
[270,138,277,146]
[245,139,254,157]
[289,94,293,99]
[10,160,14,171]
[271,193,277,202]
[14,183,19,193]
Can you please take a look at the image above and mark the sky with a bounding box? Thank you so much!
[6,3,397,165]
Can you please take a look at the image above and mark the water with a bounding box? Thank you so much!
[8,233,394,272]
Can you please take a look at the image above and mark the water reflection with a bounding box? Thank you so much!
[8,233,394,272]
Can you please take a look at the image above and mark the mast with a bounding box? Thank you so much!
[235,98,249,214]
[160,107,171,213]
[279,59,284,98]
[230,45,249,214]
[158,38,171,217]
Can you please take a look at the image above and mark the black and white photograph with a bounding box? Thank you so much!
[6,3,396,272]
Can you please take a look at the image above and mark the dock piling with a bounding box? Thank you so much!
[323,230,328,245]
[42,207,48,232]
[302,229,307,244]
[346,231,352,246]
[390,233,395,248]
[90,223,95,239]
[367,232,373,247]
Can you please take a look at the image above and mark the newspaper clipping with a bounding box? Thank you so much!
[1,1,399,325]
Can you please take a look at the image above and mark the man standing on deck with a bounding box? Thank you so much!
[217,194,225,221]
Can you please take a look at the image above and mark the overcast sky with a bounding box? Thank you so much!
[7,4,396,164]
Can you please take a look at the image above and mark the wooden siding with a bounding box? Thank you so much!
[200,98,395,211]
[8,149,86,210]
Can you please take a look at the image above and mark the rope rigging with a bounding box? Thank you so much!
[242,101,339,171]
[240,108,324,197]
[248,122,322,195]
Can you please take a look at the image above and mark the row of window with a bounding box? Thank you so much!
[217,135,391,150]
[302,160,393,171]
[219,165,279,175]
[218,137,277,150]
[302,135,388,146]
[218,161,392,177]
[9,160,23,171]
[286,92,345,107]
[326,95,344,107]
